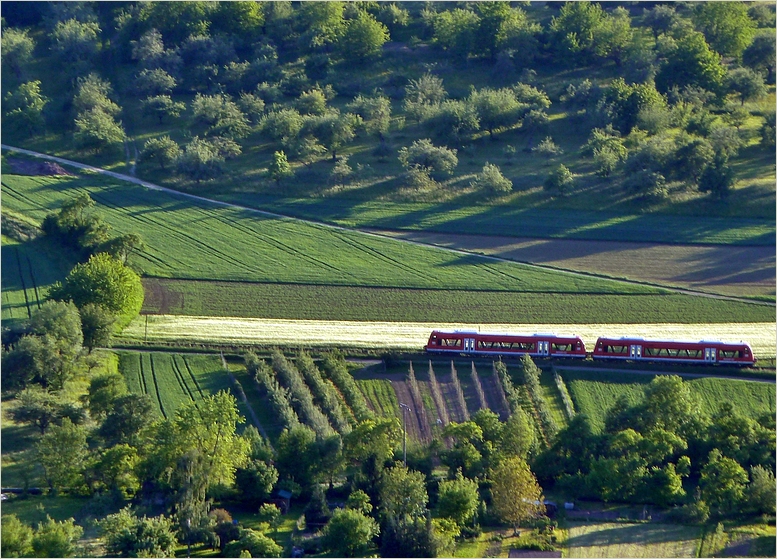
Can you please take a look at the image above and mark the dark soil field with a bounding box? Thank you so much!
[377,230,776,299]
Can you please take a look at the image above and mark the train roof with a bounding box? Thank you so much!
[596,336,751,346]
[431,330,580,338]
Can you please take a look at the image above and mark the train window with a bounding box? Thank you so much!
[440,338,461,347]
[553,343,572,351]
[606,345,628,354]
[719,350,742,359]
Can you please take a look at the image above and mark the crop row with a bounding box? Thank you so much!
[561,369,776,432]
[1,173,667,295]
[116,351,231,419]
[139,278,774,325]
[118,316,777,359]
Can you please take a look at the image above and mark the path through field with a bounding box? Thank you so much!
[118,316,777,359]
[376,231,776,299]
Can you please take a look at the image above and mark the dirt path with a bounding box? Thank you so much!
[440,372,468,423]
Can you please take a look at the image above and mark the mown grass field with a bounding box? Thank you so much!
[2,172,661,294]
[117,351,237,419]
[561,369,776,432]
[142,278,774,324]
[1,234,78,326]
[118,316,777,359]
[565,521,701,558]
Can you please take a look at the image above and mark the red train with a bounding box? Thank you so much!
[424,330,756,366]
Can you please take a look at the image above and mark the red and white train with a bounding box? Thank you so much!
[424,330,756,366]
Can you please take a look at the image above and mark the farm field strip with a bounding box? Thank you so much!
[565,522,701,558]
[563,370,776,432]
[141,278,775,325]
[118,316,777,358]
[1,173,662,294]
[357,380,400,418]
[117,351,232,419]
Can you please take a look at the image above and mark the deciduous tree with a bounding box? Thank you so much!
[338,11,389,62]
[321,508,379,557]
[1,27,35,77]
[1,514,34,558]
[4,81,48,136]
[100,507,178,558]
[267,150,293,185]
[31,516,83,558]
[437,472,479,526]
[489,456,543,533]
[37,418,88,493]
[470,162,512,195]
[693,2,756,59]
[140,136,181,170]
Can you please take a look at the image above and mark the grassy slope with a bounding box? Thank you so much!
[562,369,776,432]
[1,173,660,293]
[3,171,772,327]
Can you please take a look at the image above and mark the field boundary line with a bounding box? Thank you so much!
[148,354,167,419]
[4,145,770,307]
[556,366,776,384]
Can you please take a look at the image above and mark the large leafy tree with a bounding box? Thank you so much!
[31,516,83,558]
[743,32,776,84]
[1,27,35,77]
[726,67,767,106]
[489,456,544,533]
[100,507,178,558]
[86,372,127,420]
[655,31,726,94]
[321,508,379,557]
[437,472,480,526]
[37,418,89,493]
[432,8,480,61]
[469,87,522,138]
[99,393,156,448]
[4,81,48,136]
[700,449,748,515]
[338,10,389,62]
[51,18,101,64]
[1,515,34,558]
[398,138,458,177]
[693,2,756,59]
[51,252,143,323]
[379,466,429,521]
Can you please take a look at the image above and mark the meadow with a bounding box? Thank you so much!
[142,278,775,324]
[564,522,702,558]
[561,369,776,432]
[118,316,777,359]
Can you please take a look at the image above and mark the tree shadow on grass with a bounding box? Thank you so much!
[566,522,699,548]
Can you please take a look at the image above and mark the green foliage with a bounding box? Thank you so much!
[437,472,479,526]
[338,10,389,61]
[271,350,334,438]
[296,350,351,434]
[726,67,767,105]
[141,95,185,124]
[223,528,282,558]
[655,31,726,94]
[380,465,429,521]
[321,508,379,557]
[100,507,178,558]
[4,81,48,136]
[92,444,141,498]
[98,393,156,448]
[87,371,128,419]
[469,87,523,138]
[544,164,574,196]
[693,2,757,59]
[1,514,34,558]
[11,386,63,433]
[31,516,83,558]
[700,449,749,515]
[266,150,293,185]
[1,27,35,76]
[51,252,143,323]
[36,418,88,493]
[322,352,374,422]
[175,136,224,182]
[307,110,360,160]
[348,93,391,139]
[431,8,481,60]
[275,424,318,488]
[747,465,776,515]
[490,456,543,532]
[423,99,480,145]
[398,138,458,177]
[743,32,776,84]
[80,303,117,352]
[74,107,126,154]
[698,155,735,200]
[51,18,100,64]
[135,68,177,96]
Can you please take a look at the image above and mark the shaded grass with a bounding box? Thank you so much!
[357,379,400,419]
[0,234,79,327]
[141,278,774,325]
[0,495,90,525]
[565,521,701,558]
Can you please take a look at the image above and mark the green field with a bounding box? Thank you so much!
[216,193,776,246]
[1,234,78,326]
[561,369,776,432]
[142,278,775,324]
[2,173,662,294]
[565,521,702,558]
[117,351,235,419]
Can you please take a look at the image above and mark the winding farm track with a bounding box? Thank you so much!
[3,145,773,306]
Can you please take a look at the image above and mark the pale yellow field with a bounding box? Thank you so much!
[120,316,776,358]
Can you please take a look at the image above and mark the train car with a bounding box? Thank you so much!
[424,330,587,358]
[592,337,756,366]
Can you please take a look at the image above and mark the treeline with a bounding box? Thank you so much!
[2,2,773,202]
[534,375,776,520]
